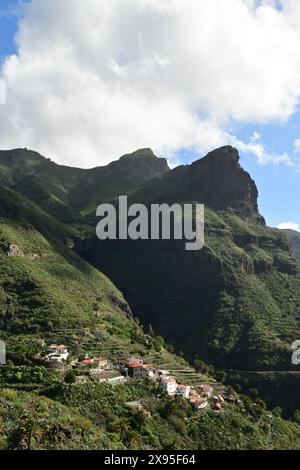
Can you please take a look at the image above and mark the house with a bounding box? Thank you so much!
[142,364,155,378]
[176,384,191,399]
[75,375,89,384]
[126,361,144,379]
[79,358,93,366]
[95,371,126,384]
[46,344,69,363]
[189,396,208,411]
[128,356,143,365]
[199,384,213,398]
[77,355,109,372]
[94,356,108,369]
[160,375,177,395]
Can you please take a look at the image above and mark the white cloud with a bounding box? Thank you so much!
[1,0,300,167]
[277,221,300,231]
[250,131,262,142]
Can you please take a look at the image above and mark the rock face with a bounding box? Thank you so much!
[129,146,264,224]
[186,146,264,223]
[77,146,300,371]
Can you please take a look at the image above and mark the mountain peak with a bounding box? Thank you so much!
[117,148,170,173]
[188,146,264,223]
[205,145,239,163]
[120,148,156,159]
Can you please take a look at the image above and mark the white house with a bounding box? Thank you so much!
[160,375,177,395]
[46,344,69,363]
[177,384,191,399]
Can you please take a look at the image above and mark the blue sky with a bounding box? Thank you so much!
[0,0,19,60]
[0,0,300,230]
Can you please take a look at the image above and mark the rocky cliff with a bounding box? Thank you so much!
[77,146,300,372]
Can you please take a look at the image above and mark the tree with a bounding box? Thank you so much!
[154,336,165,351]
[64,369,76,385]
[272,406,282,418]
[194,359,208,374]
[132,409,147,431]
[215,370,227,383]
[293,409,300,425]
[249,388,259,399]
[118,417,130,441]
[8,415,40,450]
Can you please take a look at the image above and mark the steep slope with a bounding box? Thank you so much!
[280,229,300,264]
[0,183,135,363]
[77,146,300,373]
[0,148,169,229]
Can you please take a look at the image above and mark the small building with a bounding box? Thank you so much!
[76,375,89,384]
[95,370,126,383]
[128,356,143,365]
[94,356,109,369]
[126,361,144,379]
[177,384,191,399]
[189,396,208,411]
[142,364,155,378]
[160,375,177,395]
[199,384,213,398]
[46,344,69,363]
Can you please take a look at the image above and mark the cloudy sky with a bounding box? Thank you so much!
[0,0,300,229]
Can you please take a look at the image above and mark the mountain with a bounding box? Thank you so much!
[0,148,169,230]
[1,171,297,449]
[1,145,300,449]
[75,146,300,414]
[78,146,300,369]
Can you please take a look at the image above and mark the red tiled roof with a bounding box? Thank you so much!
[127,361,143,368]
[190,396,206,404]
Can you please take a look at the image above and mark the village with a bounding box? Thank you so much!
[42,344,242,413]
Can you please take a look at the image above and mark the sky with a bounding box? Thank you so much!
[0,0,300,230]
